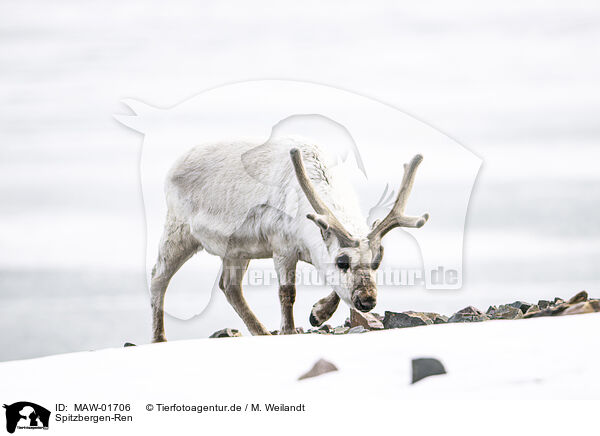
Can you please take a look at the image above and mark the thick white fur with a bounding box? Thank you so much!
[164,137,370,305]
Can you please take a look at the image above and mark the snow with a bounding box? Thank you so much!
[2,0,600,362]
[1,313,599,434]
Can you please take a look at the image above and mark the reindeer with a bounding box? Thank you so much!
[150,137,428,342]
[311,183,399,327]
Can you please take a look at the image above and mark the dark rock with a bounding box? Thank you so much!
[413,312,448,324]
[524,303,569,318]
[209,328,242,338]
[411,358,447,384]
[273,327,304,335]
[123,342,136,347]
[427,313,449,324]
[538,300,551,310]
[455,305,482,315]
[381,311,447,329]
[350,309,384,330]
[383,311,431,329]
[548,303,569,316]
[486,305,497,315]
[298,358,338,380]
[525,304,540,315]
[553,297,565,305]
[348,326,368,334]
[489,305,523,320]
[270,330,280,335]
[544,298,600,317]
[404,311,438,325]
[523,309,546,318]
[308,328,328,334]
[318,324,332,333]
[447,306,490,323]
[509,301,533,314]
[562,301,599,315]
[567,291,588,304]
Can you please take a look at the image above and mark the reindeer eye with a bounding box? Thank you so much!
[336,254,350,272]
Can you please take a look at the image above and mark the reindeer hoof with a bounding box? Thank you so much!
[309,311,323,327]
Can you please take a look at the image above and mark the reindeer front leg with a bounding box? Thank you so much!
[309,291,340,327]
[221,258,271,336]
[274,254,298,334]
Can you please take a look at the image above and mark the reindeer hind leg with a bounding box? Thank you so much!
[150,214,201,343]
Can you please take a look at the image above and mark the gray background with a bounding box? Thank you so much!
[1,0,599,361]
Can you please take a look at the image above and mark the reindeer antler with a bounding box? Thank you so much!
[290,148,358,247]
[368,154,429,244]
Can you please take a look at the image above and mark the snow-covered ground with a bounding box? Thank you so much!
[1,313,599,434]
[2,0,600,366]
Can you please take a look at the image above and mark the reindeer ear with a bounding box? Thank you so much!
[306,214,334,241]
[306,214,329,232]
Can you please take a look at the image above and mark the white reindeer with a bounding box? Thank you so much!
[150,137,428,341]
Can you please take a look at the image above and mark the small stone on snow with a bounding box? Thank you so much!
[411,357,447,384]
[298,358,338,380]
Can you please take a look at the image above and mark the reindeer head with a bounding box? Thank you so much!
[290,149,429,312]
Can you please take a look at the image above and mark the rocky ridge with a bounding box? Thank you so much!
[209,290,599,337]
